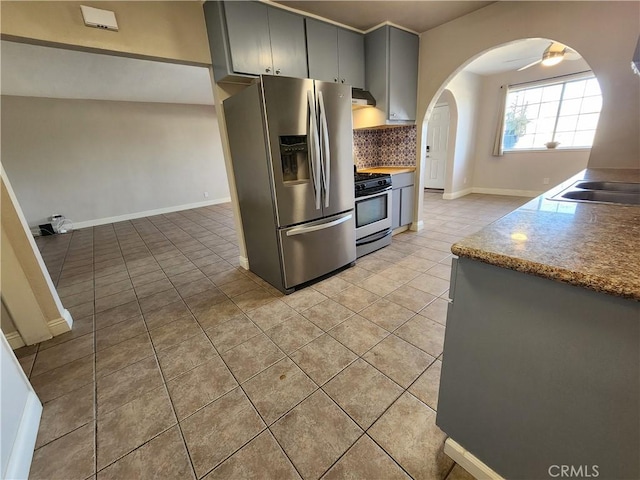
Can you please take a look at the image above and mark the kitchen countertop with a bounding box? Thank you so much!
[451,168,640,300]
[358,167,416,175]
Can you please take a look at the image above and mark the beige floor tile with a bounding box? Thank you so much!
[149,315,202,352]
[167,356,237,420]
[169,268,207,286]
[175,278,216,299]
[333,285,380,313]
[290,334,357,386]
[407,274,450,297]
[57,279,94,298]
[142,300,192,331]
[265,314,324,354]
[134,278,174,299]
[427,263,453,281]
[419,298,449,325]
[97,426,194,480]
[97,356,163,416]
[243,358,317,425]
[32,333,94,376]
[60,288,95,308]
[95,300,142,330]
[208,268,247,286]
[381,264,423,283]
[95,288,137,313]
[282,288,328,312]
[395,315,446,357]
[157,333,218,381]
[395,255,438,273]
[129,269,168,288]
[138,288,182,314]
[183,287,229,312]
[181,387,266,478]
[385,286,436,313]
[232,288,276,312]
[338,265,374,284]
[247,300,297,330]
[200,260,235,278]
[195,299,244,330]
[313,276,352,298]
[221,334,285,383]
[409,359,442,411]
[328,315,388,356]
[271,390,362,480]
[218,277,261,297]
[35,384,94,449]
[30,422,95,480]
[97,386,176,470]
[203,431,300,480]
[359,299,415,331]
[357,256,394,273]
[323,359,403,429]
[13,343,38,359]
[358,273,405,297]
[96,333,154,378]
[445,464,476,480]
[205,314,261,353]
[302,299,355,331]
[363,335,434,388]
[95,278,133,300]
[96,315,147,351]
[30,354,94,403]
[19,354,36,377]
[322,435,410,480]
[67,301,95,319]
[38,315,94,351]
[412,247,451,263]
[369,392,453,480]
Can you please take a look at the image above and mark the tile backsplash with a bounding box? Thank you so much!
[353,125,417,169]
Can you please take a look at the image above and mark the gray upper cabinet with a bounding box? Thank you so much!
[306,18,365,89]
[204,1,307,82]
[365,26,419,123]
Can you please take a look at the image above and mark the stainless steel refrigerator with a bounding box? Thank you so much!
[224,75,356,294]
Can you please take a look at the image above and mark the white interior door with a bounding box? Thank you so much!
[424,104,450,189]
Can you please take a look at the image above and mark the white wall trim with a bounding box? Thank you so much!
[410,220,424,232]
[238,256,249,270]
[48,311,73,336]
[3,392,42,480]
[443,188,473,200]
[4,331,25,350]
[62,197,231,231]
[472,187,541,197]
[444,438,504,480]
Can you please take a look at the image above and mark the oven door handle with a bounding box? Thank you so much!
[356,185,392,200]
[286,214,352,236]
[356,228,392,246]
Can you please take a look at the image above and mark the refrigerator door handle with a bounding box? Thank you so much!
[317,90,330,208]
[307,90,321,210]
[286,214,352,237]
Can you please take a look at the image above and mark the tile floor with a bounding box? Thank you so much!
[16,192,526,480]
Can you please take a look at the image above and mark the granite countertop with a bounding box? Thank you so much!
[358,167,416,174]
[452,168,640,300]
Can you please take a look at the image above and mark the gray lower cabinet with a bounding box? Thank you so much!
[391,172,415,229]
[306,19,364,89]
[204,1,307,82]
[365,26,419,123]
[438,257,640,479]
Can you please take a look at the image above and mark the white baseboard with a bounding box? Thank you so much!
[238,256,249,270]
[410,220,424,232]
[471,187,540,197]
[4,391,42,480]
[4,331,25,350]
[48,311,73,336]
[444,438,504,480]
[443,188,473,200]
[54,197,231,231]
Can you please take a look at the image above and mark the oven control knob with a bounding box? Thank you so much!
[378,180,383,185]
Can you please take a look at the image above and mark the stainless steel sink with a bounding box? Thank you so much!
[573,181,640,193]
[550,180,640,206]
[560,190,640,205]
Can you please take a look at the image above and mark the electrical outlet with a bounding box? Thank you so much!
[203,192,209,198]
[543,178,550,185]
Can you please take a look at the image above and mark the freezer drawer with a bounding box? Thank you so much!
[278,211,355,289]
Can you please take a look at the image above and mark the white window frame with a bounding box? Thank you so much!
[502,71,602,152]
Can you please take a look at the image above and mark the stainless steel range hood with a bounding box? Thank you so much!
[351,88,376,108]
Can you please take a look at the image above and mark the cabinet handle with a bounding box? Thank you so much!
[341,78,345,83]
[334,78,338,82]
[275,69,281,75]
[265,67,271,73]
[390,112,397,118]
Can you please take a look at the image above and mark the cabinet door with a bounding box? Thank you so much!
[388,27,418,121]
[391,188,401,229]
[400,185,415,226]
[337,28,365,89]
[306,19,339,83]
[225,1,273,76]
[268,7,308,78]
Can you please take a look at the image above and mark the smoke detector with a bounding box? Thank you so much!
[80,5,118,31]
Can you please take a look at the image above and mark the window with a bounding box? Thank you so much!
[502,75,602,150]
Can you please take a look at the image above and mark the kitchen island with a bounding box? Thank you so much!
[437,168,640,479]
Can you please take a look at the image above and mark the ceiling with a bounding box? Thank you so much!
[273,1,494,33]
[0,41,214,105]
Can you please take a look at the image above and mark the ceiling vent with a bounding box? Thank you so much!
[80,5,118,31]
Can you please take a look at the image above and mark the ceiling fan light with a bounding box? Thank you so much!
[541,50,564,66]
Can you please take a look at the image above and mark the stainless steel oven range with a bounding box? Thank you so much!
[354,171,392,258]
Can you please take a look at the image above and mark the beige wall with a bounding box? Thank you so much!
[0,1,211,65]
[471,60,591,194]
[417,1,640,174]
[1,96,229,228]
[1,301,17,336]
